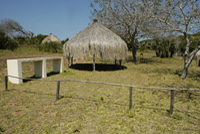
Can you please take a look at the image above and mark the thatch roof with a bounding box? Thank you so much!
[41,33,61,44]
[63,20,128,61]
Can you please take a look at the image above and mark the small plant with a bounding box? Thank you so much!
[0,127,5,132]
[172,113,183,120]
[100,96,104,101]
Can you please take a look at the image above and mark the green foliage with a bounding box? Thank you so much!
[0,31,18,51]
[151,38,175,58]
[190,39,200,51]
[27,34,47,45]
[38,42,63,53]
[100,96,104,101]
[178,36,200,53]
[61,38,69,44]
[13,36,27,45]
[191,31,200,37]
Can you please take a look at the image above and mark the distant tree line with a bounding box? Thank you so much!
[0,18,68,52]
[139,33,200,58]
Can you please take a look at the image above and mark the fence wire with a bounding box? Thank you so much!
[5,74,200,91]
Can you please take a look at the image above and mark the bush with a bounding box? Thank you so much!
[0,31,18,51]
[13,36,27,45]
[151,38,175,58]
[27,34,47,45]
[38,42,63,53]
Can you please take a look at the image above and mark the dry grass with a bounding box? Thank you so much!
[0,47,200,134]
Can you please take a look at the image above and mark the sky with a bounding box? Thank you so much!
[0,0,97,40]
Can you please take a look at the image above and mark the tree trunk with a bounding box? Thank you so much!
[181,67,188,79]
[155,46,160,57]
[170,50,174,57]
[161,51,164,58]
[181,33,191,78]
[183,33,190,65]
[165,51,169,57]
[131,28,137,62]
[71,57,73,65]
[132,42,137,62]
[181,46,200,79]
[155,49,160,57]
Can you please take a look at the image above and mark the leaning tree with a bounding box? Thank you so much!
[142,0,200,78]
[0,18,33,38]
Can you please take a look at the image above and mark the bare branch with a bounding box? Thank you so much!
[0,18,32,38]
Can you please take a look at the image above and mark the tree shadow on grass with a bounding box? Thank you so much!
[127,55,164,65]
[70,63,127,71]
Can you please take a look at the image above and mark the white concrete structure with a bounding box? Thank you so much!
[7,57,63,84]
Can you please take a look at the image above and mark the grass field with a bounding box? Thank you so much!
[0,46,200,133]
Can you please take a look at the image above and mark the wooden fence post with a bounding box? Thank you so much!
[170,90,175,114]
[5,75,8,91]
[93,54,95,71]
[129,87,133,109]
[56,81,60,100]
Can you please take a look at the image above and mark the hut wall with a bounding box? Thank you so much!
[197,56,200,66]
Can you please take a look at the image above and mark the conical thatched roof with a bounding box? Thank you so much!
[63,20,128,61]
[41,33,61,44]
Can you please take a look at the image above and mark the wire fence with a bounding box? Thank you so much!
[4,74,200,114]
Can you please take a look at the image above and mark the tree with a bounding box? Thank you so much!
[0,18,33,39]
[91,0,147,62]
[0,31,18,51]
[151,38,175,58]
[142,0,200,78]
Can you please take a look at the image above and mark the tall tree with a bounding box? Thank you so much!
[91,0,147,62]
[142,0,200,78]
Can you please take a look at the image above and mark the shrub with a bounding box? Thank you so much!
[38,42,63,53]
[0,31,18,51]
[151,38,175,58]
[13,36,27,45]
[27,34,47,45]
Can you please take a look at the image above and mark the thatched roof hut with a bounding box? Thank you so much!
[63,19,128,71]
[41,33,61,44]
